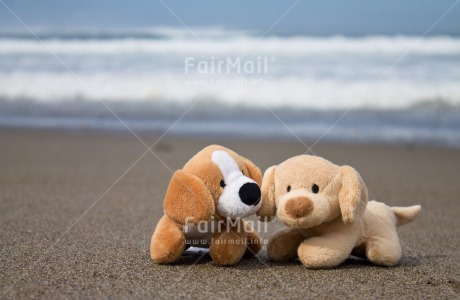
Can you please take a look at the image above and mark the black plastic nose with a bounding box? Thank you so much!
[239,183,261,206]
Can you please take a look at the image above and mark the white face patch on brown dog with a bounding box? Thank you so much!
[212,150,240,182]
[212,150,261,219]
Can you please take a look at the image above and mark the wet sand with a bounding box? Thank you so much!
[1,129,459,299]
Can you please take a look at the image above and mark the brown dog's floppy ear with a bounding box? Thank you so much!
[257,166,277,221]
[339,165,368,224]
[242,157,262,186]
[164,170,215,224]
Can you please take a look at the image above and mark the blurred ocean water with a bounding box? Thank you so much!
[0,27,459,146]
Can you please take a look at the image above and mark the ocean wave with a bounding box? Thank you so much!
[0,35,459,55]
[1,72,460,110]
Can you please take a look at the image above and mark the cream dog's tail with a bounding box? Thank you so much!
[391,205,421,226]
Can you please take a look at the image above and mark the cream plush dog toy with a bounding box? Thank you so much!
[257,155,421,268]
[151,145,263,266]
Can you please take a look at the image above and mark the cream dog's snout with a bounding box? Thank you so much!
[278,188,325,225]
[284,196,314,218]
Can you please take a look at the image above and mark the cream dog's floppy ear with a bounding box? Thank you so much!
[257,166,277,221]
[339,165,368,224]
[164,170,215,224]
[242,157,262,186]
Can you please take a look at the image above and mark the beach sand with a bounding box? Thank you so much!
[1,129,459,299]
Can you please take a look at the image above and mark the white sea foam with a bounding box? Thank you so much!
[1,72,459,110]
[0,35,459,55]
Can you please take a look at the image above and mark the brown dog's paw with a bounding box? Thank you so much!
[244,231,262,257]
[210,232,246,266]
[150,216,186,264]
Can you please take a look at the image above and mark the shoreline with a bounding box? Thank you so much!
[1,119,459,150]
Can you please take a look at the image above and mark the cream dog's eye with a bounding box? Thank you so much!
[287,185,291,192]
[220,180,226,188]
[312,184,319,194]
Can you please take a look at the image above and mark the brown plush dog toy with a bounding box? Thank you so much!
[258,155,421,268]
[150,145,263,266]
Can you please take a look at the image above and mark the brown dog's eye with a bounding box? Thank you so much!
[287,185,291,192]
[312,184,319,194]
[220,180,226,188]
